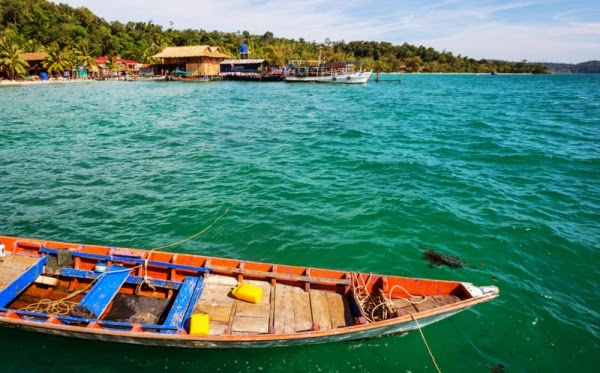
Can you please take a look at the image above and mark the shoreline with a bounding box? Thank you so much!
[0,79,97,86]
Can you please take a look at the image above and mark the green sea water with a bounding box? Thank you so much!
[0,74,598,372]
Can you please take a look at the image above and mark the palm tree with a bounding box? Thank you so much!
[42,42,71,78]
[0,37,29,80]
[104,55,122,77]
[74,40,98,77]
[23,39,44,53]
[141,34,169,64]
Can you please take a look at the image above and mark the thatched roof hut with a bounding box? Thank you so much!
[20,52,48,62]
[152,46,230,59]
[152,45,230,76]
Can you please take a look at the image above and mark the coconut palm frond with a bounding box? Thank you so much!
[0,37,30,80]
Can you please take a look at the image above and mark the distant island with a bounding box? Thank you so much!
[1,0,598,76]
[541,61,600,74]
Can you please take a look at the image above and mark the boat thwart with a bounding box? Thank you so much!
[0,236,498,348]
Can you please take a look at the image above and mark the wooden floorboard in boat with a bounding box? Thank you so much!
[293,286,313,332]
[208,321,228,336]
[413,296,442,313]
[235,302,270,318]
[432,294,461,306]
[193,275,237,335]
[0,255,40,290]
[194,277,235,324]
[230,280,271,334]
[274,283,295,334]
[391,298,419,315]
[327,291,353,328]
[309,289,332,330]
[231,315,269,334]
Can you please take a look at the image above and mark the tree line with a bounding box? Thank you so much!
[1,0,550,79]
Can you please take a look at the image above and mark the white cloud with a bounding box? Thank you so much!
[48,0,600,63]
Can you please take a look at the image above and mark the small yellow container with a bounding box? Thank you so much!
[231,283,263,303]
[189,313,210,335]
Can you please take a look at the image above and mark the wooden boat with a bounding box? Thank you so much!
[0,235,498,348]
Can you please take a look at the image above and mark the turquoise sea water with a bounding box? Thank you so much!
[0,74,598,372]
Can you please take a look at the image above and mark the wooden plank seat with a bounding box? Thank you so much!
[60,268,182,290]
[163,276,205,333]
[71,265,130,319]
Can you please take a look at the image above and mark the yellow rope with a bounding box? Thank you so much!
[411,314,442,373]
[23,208,232,313]
[137,206,232,293]
[151,205,232,251]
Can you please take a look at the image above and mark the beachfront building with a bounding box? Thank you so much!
[20,52,48,77]
[95,56,139,78]
[151,46,230,76]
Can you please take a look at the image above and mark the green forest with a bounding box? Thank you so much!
[1,0,550,77]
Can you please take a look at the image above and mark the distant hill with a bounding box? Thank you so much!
[542,61,600,73]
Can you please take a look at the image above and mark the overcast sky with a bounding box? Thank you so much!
[50,0,599,63]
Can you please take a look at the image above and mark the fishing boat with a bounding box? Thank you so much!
[0,235,498,348]
[285,60,372,84]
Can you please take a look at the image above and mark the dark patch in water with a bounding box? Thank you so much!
[489,363,506,373]
[421,247,473,269]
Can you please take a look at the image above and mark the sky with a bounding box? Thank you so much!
[50,0,600,63]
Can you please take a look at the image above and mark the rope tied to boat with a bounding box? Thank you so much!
[137,206,232,294]
[411,314,442,373]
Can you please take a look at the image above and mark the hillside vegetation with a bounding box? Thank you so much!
[1,0,552,74]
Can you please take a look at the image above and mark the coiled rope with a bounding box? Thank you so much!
[21,265,141,315]
[350,272,441,372]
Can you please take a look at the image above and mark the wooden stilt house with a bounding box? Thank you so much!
[151,46,230,77]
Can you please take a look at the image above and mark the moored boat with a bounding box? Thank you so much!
[126,76,166,82]
[285,61,372,84]
[176,76,211,82]
[0,235,498,348]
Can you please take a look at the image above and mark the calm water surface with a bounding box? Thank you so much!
[0,74,598,372]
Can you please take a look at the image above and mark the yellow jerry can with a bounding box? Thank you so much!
[189,313,210,335]
[231,283,263,303]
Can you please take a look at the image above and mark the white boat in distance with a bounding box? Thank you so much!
[285,60,372,84]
